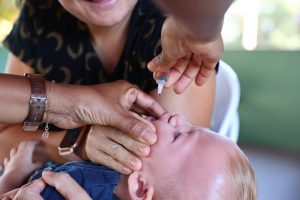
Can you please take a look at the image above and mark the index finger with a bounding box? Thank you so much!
[195,60,216,86]
[1,188,19,200]
[147,52,177,72]
[42,171,91,200]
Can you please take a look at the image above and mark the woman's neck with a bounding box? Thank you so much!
[87,14,132,73]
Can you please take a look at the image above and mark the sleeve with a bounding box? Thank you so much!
[2,0,38,67]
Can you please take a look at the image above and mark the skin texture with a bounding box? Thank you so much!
[0,0,220,174]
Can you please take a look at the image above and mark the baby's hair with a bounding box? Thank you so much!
[153,141,256,200]
[227,143,257,200]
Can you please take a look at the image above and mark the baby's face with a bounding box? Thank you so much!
[141,113,235,198]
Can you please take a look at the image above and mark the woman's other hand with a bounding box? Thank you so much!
[9,171,91,200]
[49,80,166,145]
[84,125,151,174]
[147,16,223,94]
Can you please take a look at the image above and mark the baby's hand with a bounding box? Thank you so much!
[0,140,42,193]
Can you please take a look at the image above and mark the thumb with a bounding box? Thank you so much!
[14,179,46,200]
[147,51,177,72]
[42,171,91,200]
[21,179,46,194]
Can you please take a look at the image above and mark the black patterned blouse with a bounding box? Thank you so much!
[3,0,165,93]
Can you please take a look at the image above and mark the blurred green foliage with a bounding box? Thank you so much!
[0,0,19,21]
[223,51,300,152]
[258,0,300,50]
[223,0,300,50]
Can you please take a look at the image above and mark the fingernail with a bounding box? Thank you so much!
[138,145,150,156]
[140,129,157,144]
[146,121,156,131]
[130,159,142,170]
[123,167,132,174]
[43,170,54,177]
[156,54,163,65]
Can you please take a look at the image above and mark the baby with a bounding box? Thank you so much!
[0,114,256,200]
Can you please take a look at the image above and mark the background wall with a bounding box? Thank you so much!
[223,51,300,152]
[0,47,7,72]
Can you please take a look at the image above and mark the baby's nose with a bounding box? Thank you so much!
[158,112,172,123]
[169,114,191,130]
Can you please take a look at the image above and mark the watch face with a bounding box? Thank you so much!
[60,128,82,148]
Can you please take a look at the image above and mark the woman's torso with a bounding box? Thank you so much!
[4,0,165,92]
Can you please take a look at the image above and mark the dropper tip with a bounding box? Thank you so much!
[157,83,164,95]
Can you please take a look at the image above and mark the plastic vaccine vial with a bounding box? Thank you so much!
[156,71,169,95]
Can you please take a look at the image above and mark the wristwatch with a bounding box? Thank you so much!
[23,74,47,132]
[58,126,90,161]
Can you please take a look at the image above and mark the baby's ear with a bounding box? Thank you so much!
[128,171,154,200]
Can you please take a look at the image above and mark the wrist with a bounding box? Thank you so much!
[169,15,223,42]
[43,82,73,125]
[77,130,89,160]
[45,83,93,128]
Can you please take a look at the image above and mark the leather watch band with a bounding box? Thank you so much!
[60,149,83,161]
[23,74,47,132]
[58,126,91,161]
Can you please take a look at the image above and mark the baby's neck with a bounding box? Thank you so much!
[113,174,130,199]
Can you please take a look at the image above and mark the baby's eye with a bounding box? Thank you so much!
[173,132,182,142]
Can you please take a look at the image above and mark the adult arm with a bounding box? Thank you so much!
[154,0,233,40]
[148,0,233,93]
[0,54,166,170]
[0,73,164,132]
[3,54,165,130]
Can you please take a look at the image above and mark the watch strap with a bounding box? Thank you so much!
[23,74,47,132]
[58,126,91,161]
[59,148,82,161]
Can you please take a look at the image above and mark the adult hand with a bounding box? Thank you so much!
[147,16,223,94]
[49,80,166,145]
[10,171,91,200]
[85,125,150,174]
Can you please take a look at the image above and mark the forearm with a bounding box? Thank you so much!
[0,73,78,126]
[0,74,31,124]
[155,0,233,41]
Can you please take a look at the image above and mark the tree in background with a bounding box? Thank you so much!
[223,0,300,50]
[0,0,19,42]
